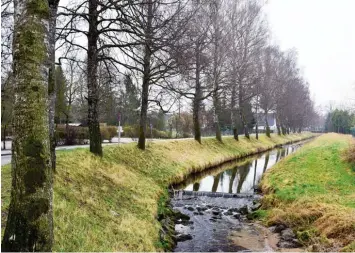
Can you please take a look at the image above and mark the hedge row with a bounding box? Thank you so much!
[122,125,170,139]
[55,125,117,145]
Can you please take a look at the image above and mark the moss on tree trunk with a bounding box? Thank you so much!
[2,0,53,251]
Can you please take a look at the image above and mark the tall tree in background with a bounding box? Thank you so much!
[120,74,140,126]
[170,0,213,143]
[1,73,13,150]
[257,46,280,137]
[55,65,67,124]
[114,0,188,149]
[209,0,226,142]
[2,0,53,250]
[226,0,266,139]
[57,0,131,155]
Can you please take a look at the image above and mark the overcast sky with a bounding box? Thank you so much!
[264,0,355,111]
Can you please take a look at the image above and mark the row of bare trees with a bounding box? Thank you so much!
[1,1,316,250]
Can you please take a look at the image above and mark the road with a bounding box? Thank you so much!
[0,137,151,166]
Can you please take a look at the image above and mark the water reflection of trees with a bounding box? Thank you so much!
[173,143,301,193]
[212,173,221,192]
[228,168,237,193]
[263,153,270,172]
[236,162,252,193]
[173,156,257,190]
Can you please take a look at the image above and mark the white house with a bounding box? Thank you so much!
[254,113,277,132]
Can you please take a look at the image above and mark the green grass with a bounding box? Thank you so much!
[261,133,355,251]
[1,133,313,251]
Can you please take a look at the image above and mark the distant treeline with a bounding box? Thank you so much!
[324,109,355,134]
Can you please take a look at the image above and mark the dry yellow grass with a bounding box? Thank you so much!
[1,133,313,251]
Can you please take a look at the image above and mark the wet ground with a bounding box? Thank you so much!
[171,141,310,252]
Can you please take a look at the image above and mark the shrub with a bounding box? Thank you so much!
[107,126,118,141]
[100,127,110,141]
[123,125,139,138]
[151,128,169,139]
[76,127,89,144]
[343,142,355,172]
[182,132,192,138]
[350,127,355,137]
[122,125,170,139]
[55,125,89,145]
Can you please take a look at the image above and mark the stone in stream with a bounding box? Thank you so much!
[251,202,262,211]
[228,208,239,213]
[239,205,251,215]
[233,213,241,219]
[211,214,222,220]
[268,226,277,233]
[277,239,301,248]
[173,210,190,221]
[187,206,195,211]
[212,210,220,215]
[223,211,233,216]
[176,233,193,242]
[281,228,296,241]
[196,206,208,212]
[274,224,287,233]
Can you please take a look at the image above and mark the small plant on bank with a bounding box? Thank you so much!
[342,141,355,172]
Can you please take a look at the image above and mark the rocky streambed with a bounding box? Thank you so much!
[169,193,302,252]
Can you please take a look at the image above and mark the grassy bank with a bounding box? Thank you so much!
[260,133,355,251]
[1,133,313,251]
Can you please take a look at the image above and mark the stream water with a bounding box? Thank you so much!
[171,140,310,252]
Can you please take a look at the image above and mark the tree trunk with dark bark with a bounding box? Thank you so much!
[2,0,53,250]
[231,86,238,141]
[48,1,59,172]
[211,3,222,143]
[282,126,286,135]
[264,112,270,137]
[255,97,259,140]
[138,0,153,150]
[87,0,102,156]
[276,114,281,135]
[65,114,70,145]
[2,125,6,150]
[193,43,202,144]
[238,82,249,139]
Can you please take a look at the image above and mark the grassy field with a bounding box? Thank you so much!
[260,133,355,251]
[1,133,313,251]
